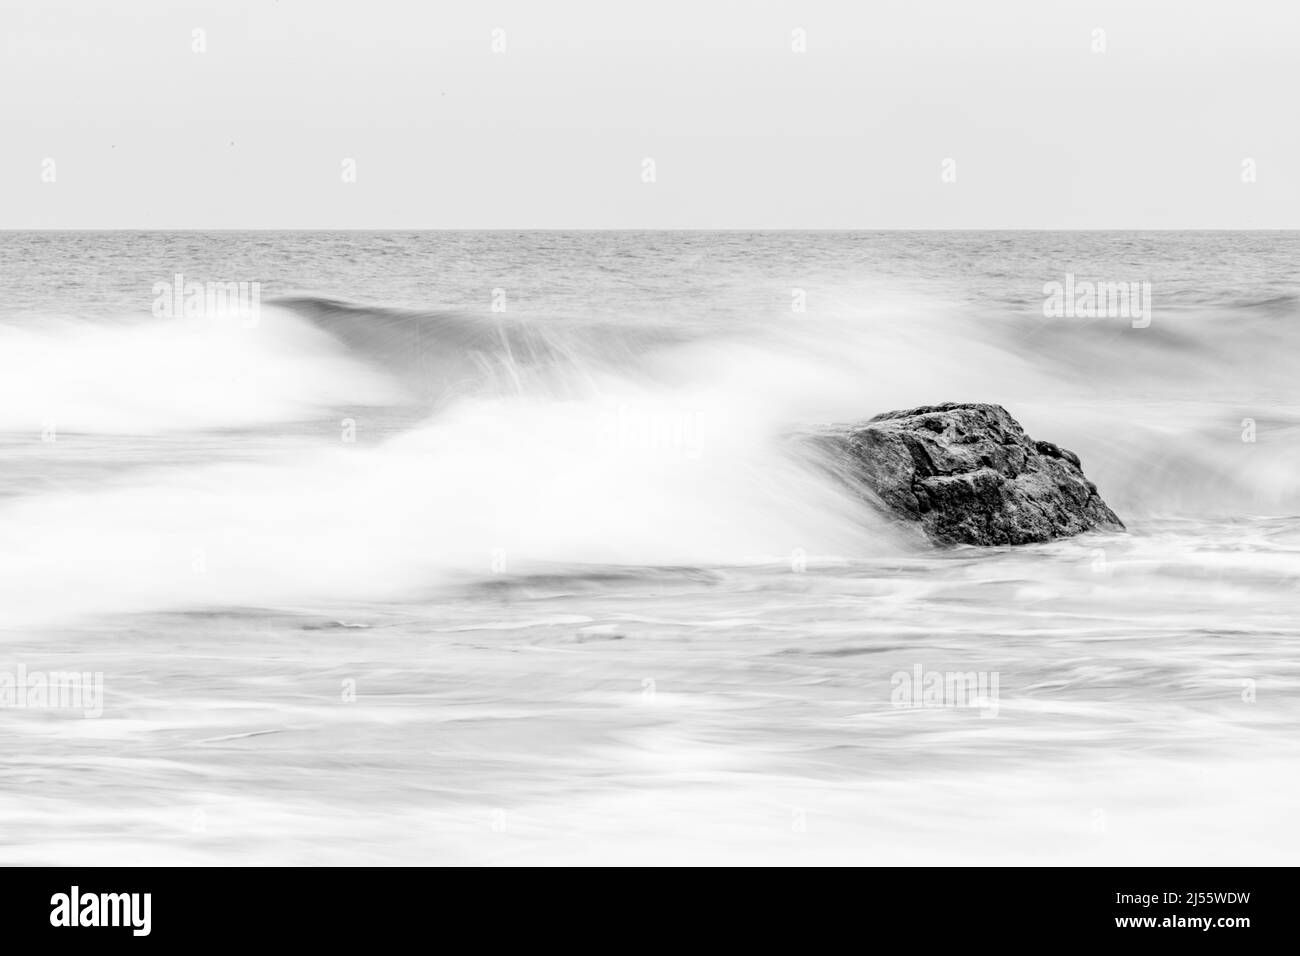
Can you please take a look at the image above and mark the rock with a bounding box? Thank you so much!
[806,402,1124,546]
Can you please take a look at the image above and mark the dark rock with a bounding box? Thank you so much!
[806,402,1124,546]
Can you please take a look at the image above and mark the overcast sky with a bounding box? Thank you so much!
[3,0,1298,228]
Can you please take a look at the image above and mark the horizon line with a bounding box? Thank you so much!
[3,227,1298,233]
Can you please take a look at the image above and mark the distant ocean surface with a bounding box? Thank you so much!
[1,231,1297,864]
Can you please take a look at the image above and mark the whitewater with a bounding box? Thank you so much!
[0,230,1296,864]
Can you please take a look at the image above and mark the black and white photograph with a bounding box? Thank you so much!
[0,0,1295,916]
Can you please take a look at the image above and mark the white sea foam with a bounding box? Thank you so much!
[1,231,1296,865]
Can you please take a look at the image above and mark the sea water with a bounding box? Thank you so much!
[0,230,1296,863]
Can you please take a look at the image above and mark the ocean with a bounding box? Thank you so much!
[1,230,1297,864]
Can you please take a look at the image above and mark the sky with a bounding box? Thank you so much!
[2,0,1298,228]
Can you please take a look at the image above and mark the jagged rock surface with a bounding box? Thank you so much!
[808,402,1124,546]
